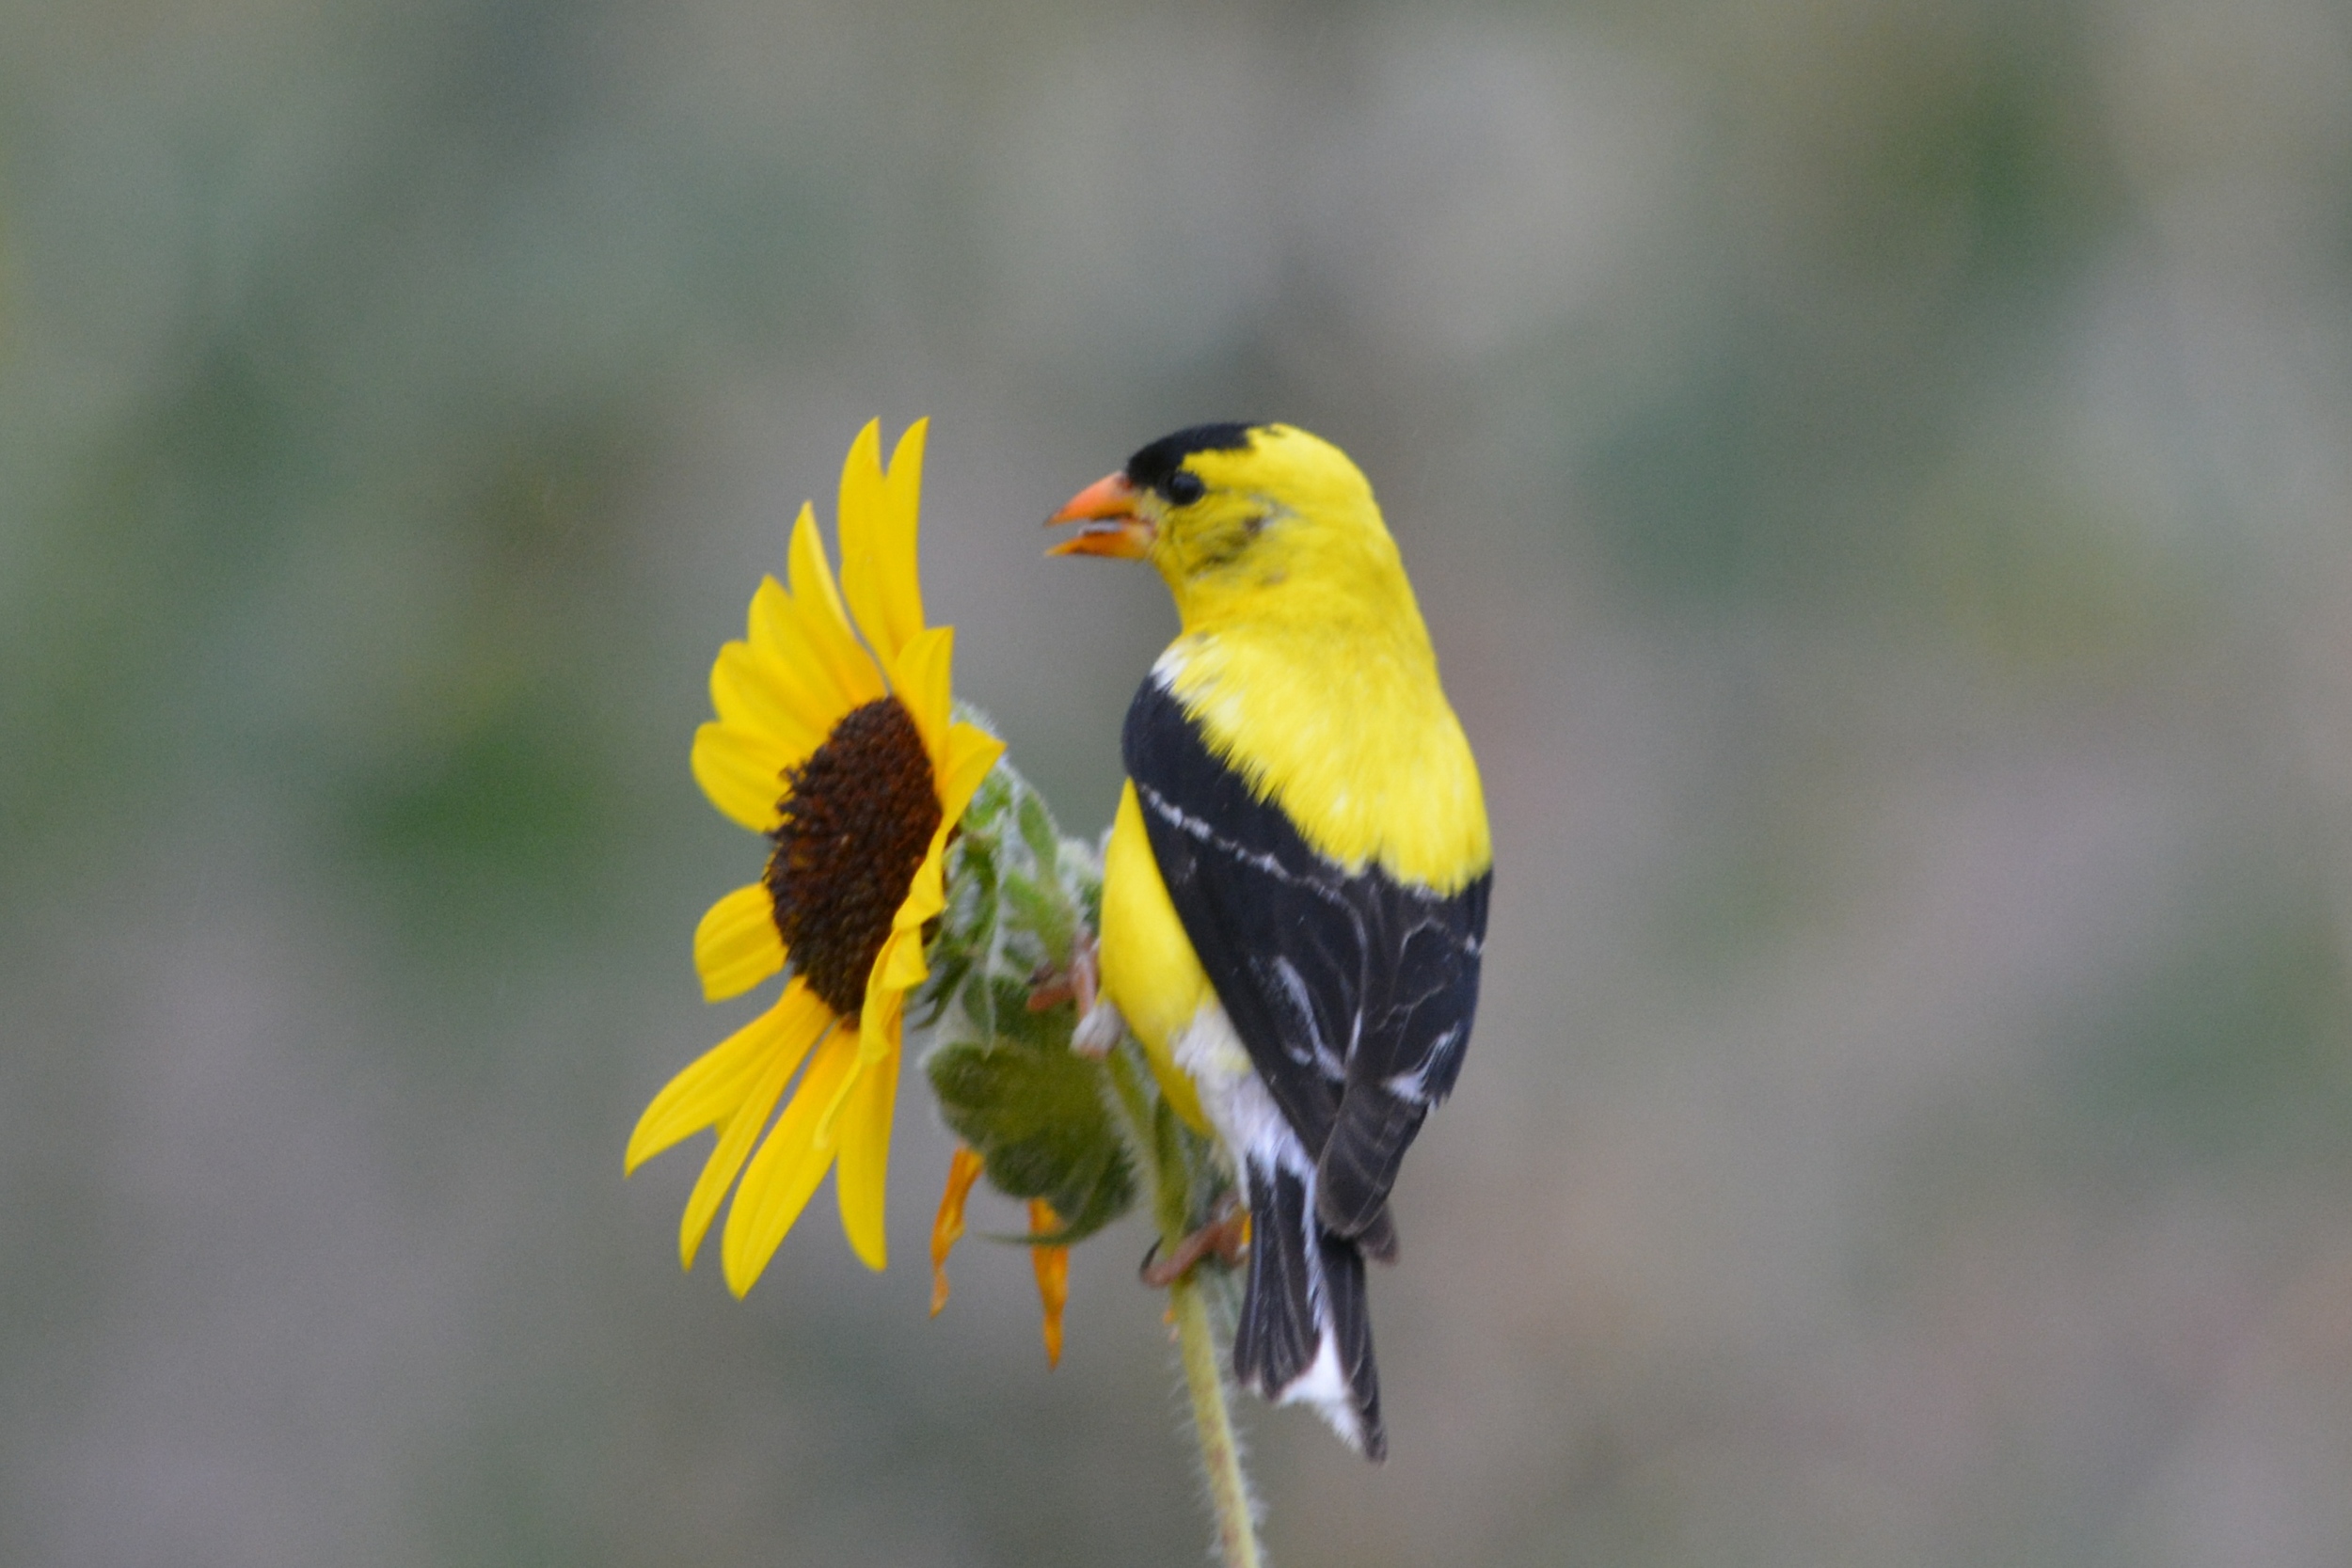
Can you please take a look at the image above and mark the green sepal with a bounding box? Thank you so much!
[926,1034,1136,1243]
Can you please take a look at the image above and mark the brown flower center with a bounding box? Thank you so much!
[765,697,942,1018]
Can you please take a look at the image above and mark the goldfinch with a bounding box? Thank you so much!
[1049,422,1491,1461]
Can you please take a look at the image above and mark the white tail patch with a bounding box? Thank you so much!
[1275,1324,1367,1452]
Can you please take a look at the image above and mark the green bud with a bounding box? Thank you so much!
[918,719,1135,1244]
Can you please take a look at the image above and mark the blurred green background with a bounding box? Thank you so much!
[8,0,2352,1563]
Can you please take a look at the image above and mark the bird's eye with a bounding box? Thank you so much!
[1164,470,1205,506]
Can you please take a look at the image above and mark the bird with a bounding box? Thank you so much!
[1047,421,1491,1461]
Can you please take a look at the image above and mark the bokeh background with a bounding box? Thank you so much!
[8,0,2352,1563]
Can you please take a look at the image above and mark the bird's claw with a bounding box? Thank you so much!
[1028,932,1100,1014]
[1139,1191,1249,1288]
[1038,934,1124,1057]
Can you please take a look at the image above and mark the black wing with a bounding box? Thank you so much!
[1123,678,1490,1239]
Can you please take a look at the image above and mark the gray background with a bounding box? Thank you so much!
[8,0,2352,1563]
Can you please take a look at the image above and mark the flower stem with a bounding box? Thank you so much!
[1171,1269,1261,1568]
[1104,1044,1263,1568]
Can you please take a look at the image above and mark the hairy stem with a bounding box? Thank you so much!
[1171,1270,1260,1568]
[1104,1045,1263,1568]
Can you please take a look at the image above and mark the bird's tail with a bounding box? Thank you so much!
[1232,1161,1385,1461]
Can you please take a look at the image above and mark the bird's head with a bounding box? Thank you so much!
[1048,422,1407,629]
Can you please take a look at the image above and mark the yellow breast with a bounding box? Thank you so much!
[1160,621,1490,895]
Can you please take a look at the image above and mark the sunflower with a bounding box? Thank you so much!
[627,419,1004,1295]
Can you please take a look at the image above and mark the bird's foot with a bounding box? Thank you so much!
[1027,932,1098,1013]
[1140,1190,1250,1288]
[1032,934,1124,1058]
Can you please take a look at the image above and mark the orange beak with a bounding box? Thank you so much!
[1047,471,1155,559]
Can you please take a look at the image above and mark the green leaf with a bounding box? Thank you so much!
[1017,791,1060,875]
[1001,874,1073,967]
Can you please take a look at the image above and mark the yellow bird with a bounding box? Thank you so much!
[1049,422,1491,1461]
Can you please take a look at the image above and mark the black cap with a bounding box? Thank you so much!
[1123,423,1259,498]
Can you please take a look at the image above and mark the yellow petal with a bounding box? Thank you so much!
[691,721,792,833]
[722,1025,859,1295]
[1029,1199,1070,1368]
[710,640,825,759]
[930,1145,986,1316]
[883,420,929,578]
[833,1040,899,1271]
[835,420,898,662]
[840,418,929,668]
[692,883,785,1003]
[748,575,860,729]
[938,723,1006,829]
[674,985,830,1268]
[858,928,921,1063]
[880,925,930,1004]
[626,979,819,1173]
[890,626,955,772]
[787,504,886,707]
[896,846,948,935]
